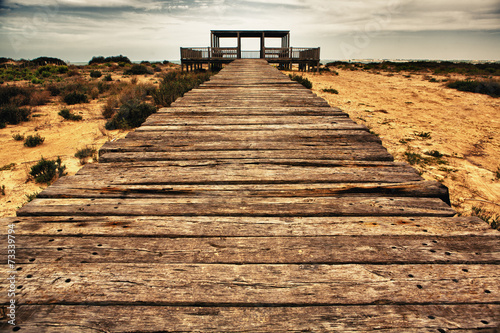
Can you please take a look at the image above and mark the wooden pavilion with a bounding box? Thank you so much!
[181,30,320,72]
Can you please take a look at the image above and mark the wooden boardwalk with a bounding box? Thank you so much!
[1,59,499,332]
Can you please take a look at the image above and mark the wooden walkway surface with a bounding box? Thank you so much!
[1,59,499,332]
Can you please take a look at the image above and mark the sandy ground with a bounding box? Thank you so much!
[0,96,130,217]
[291,68,500,222]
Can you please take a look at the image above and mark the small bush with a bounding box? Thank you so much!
[75,146,97,164]
[102,97,118,119]
[289,74,312,89]
[25,191,39,203]
[58,108,82,121]
[1,185,5,196]
[472,206,499,229]
[124,64,153,75]
[63,91,88,105]
[90,70,102,78]
[322,88,339,94]
[404,152,423,165]
[12,133,24,141]
[105,99,156,130]
[0,105,31,125]
[90,87,99,100]
[414,131,432,139]
[29,157,66,184]
[67,68,80,77]
[495,166,500,180]
[0,163,16,171]
[29,90,51,106]
[424,150,443,158]
[46,83,62,96]
[24,134,45,147]
[0,122,5,129]
[103,74,112,82]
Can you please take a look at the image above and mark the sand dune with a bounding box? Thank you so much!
[295,68,500,224]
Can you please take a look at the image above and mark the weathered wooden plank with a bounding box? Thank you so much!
[156,106,345,116]
[1,216,494,237]
[98,150,394,162]
[38,181,450,201]
[123,129,384,144]
[17,197,456,217]
[100,138,380,151]
[135,124,367,132]
[7,304,500,332]
[142,115,357,126]
[72,162,421,185]
[5,235,498,264]
[9,264,499,305]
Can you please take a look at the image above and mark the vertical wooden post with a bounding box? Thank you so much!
[237,32,241,59]
[261,32,265,59]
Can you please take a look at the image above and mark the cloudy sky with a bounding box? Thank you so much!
[1,0,499,62]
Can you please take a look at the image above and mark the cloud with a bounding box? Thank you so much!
[0,0,499,60]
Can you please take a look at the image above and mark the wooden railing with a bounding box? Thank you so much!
[181,47,320,61]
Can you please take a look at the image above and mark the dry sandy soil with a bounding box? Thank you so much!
[291,68,500,225]
[0,64,178,217]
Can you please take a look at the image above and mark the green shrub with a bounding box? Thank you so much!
[75,146,97,164]
[58,108,82,121]
[124,64,153,75]
[0,163,16,171]
[424,150,443,158]
[63,91,88,105]
[12,133,24,141]
[105,99,156,130]
[414,131,432,139]
[29,157,66,184]
[472,206,499,229]
[447,79,500,97]
[25,191,39,202]
[24,134,45,147]
[0,122,5,129]
[0,105,31,125]
[57,66,69,74]
[90,70,102,78]
[1,185,5,196]
[75,146,96,159]
[404,152,423,165]
[289,74,312,89]
[103,74,113,82]
[322,88,339,94]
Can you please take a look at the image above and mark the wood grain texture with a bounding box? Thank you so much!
[6,264,499,305]
[5,304,500,332]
